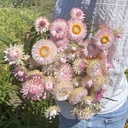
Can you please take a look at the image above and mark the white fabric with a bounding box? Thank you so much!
[53,0,128,119]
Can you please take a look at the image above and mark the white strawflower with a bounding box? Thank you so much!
[4,44,24,65]
[45,106,60,119]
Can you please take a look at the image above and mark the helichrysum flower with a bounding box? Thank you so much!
[34,16,50,33]
[4,44,24,65]
[52,37,69,53]
[73,59,86,75]
[70,7,85,21]
[44,76,55,91]
[45,105,60,119]
[82,96,94,106]
[50,19,68,39]
[21,78,45,100]
[12,66,27,82]
[81,76,93,88]
[72,106,95,120]
[68,19,87,42]
[95,89,105,102]
[93,74,108,91]
[54,63,74,81]
[31,39,57,65]
[82,38,100,59]
[94,28,115,50]
[69,87,88,105]
[26,70,45,80]
[72,76,82,87]
[52,81,73,101]
[86,59,102,77]
[42,62,58,75]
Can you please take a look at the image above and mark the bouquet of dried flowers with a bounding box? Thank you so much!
[2,8,121,120]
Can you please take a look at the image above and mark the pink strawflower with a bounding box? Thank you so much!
[86,59,102,77]
[31,39,57,65]
[72,106,95,120]
[95,89,105,102]
[94,28,115,50]
[54,63,74,81]
[68,19,87,42]
[73,59,86,75]
[42,61,59,75]
[66,53,76,61]
[69,87,88,105]
[34,16,50,33]
[93,74,108,91]
[4,44,24,65]
[44,76,54,91]
[52,37,69,53]
[52,81,73,101]
[26,70,45,80]
[21,78,45,100]
[81,76,93,88]
[50,19,68,39]
[12,66,27,82]
[82,38,100,59]
[82,96,94,106]
[70,7,85,21]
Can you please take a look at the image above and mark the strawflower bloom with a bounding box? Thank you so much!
[86,59,102,77]
[54,63,74,81]
[52,37,69,53]
[73,59,86,75]
[12,66,27,82]
[69,87,88,105]
[95,89,105,102]
[94,28,115,50]
[82,38,100,59]
[4,44,24,65]
[70,7,85,20]
[72,106,95,120]
[50,19,68,39]
[81,76,93,88]
[42,61,58,75]
[45,106,60,119]
[44,76,54,91]
[21,78,45,100]
[26,70,45,80]
[31,39,57,65]
[52,81,73,101]
[93,75,108,91]
[68,19,87,42]
[82,96,94,106]
[34,16,50,33]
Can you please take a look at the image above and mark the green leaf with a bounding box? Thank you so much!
[0,35,13,46]
[18,13,33,25]
[0,53,4,59]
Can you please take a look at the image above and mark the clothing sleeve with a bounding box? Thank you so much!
[52,0,82,20]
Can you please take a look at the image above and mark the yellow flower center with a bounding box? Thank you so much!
[72,24,82,34]
[100,35,110,44]
[39,46,50,57]
[59,90,68,97]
